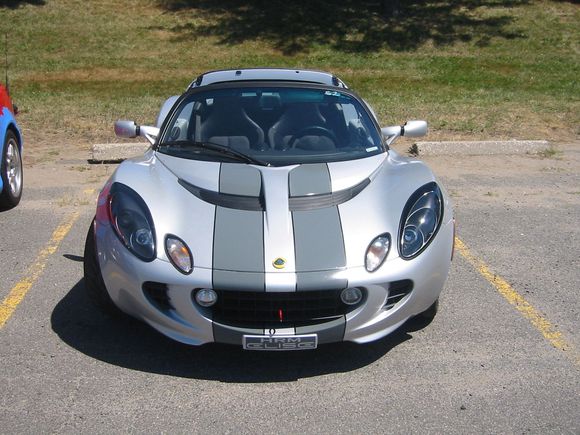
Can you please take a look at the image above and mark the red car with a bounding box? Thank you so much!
[0,84,22,209]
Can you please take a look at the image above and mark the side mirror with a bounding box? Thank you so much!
[381,125,402,138]
[402,120,428,138]
[114,120,160,145]
[381,120,428,146]
[115,120,139,138]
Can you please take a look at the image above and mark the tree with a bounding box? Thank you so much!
[382,0,401,16]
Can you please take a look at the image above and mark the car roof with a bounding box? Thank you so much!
[188,68,348,89]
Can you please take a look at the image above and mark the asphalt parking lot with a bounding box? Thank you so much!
[0,143,578,433]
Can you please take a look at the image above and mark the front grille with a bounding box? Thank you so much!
[384,280,413,310]
[211,289,352,328]
[143,281,172,311]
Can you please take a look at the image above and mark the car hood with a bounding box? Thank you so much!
[111,150,438,290]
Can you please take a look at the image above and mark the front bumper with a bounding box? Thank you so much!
[95,218,454,347]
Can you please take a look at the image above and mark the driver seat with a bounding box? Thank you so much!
[268,103,327,150]
[199,96,265,151]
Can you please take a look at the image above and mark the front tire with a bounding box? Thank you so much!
[83,220,124,317]
[405,299,439,332]
[0,130,23,209]
[417,299,439,322]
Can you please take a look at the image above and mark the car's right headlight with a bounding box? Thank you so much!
[108,183,156,262]
[399,182,443,259]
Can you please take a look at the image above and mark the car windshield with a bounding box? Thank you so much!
[157,86,383,166]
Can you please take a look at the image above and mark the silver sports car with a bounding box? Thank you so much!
[84,68,454,350]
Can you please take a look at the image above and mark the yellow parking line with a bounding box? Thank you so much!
[455,237,579,365]
[0,210,80,329]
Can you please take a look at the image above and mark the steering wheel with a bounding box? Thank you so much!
[287,126,337,149]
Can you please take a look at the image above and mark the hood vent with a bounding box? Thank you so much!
[178,179,265,211]
[289,178,370,211]
[178,177,370,211]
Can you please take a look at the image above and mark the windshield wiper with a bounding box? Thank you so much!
[160,140,269,166]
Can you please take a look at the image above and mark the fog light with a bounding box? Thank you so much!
[340,287,363,306]
[195,288,218,307]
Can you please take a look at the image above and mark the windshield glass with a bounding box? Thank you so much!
[158,86,383,166]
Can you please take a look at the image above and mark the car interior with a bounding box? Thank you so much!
[165,90,377,155]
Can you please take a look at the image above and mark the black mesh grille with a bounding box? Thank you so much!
[384,280,413,310]
[211,289,352,328]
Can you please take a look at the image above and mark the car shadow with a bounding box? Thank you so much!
[63,254,84,262]
[51,279,422,382]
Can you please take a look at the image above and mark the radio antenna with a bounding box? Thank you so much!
[5,32,9,95]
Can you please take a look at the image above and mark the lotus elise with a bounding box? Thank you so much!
[84,68,454,350]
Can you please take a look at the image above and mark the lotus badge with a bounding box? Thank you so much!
[272,257,286,269]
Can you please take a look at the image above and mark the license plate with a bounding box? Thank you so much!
[243,334,318,351]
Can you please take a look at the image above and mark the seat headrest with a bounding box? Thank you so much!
[259,94,282,111]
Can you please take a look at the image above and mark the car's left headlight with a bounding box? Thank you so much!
[399,182,443,259]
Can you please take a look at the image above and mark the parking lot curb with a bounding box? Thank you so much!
[90,142,150,163]
[89,140,551,163]
[409,140,550,156]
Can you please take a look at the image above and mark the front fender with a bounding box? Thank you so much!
[0,107,22,193]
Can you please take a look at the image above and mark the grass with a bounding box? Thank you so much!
[537,146,563,158]
[1,0,578,151]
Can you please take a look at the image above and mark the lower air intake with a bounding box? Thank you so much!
[384,280,414,310]
[143,282,172,312]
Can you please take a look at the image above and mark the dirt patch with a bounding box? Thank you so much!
[412,141,580,211]
[22,143,114,196]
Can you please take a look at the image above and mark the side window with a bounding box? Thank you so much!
[342,103,360,128]
[166,102,193,142]
[341,103,378,148]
